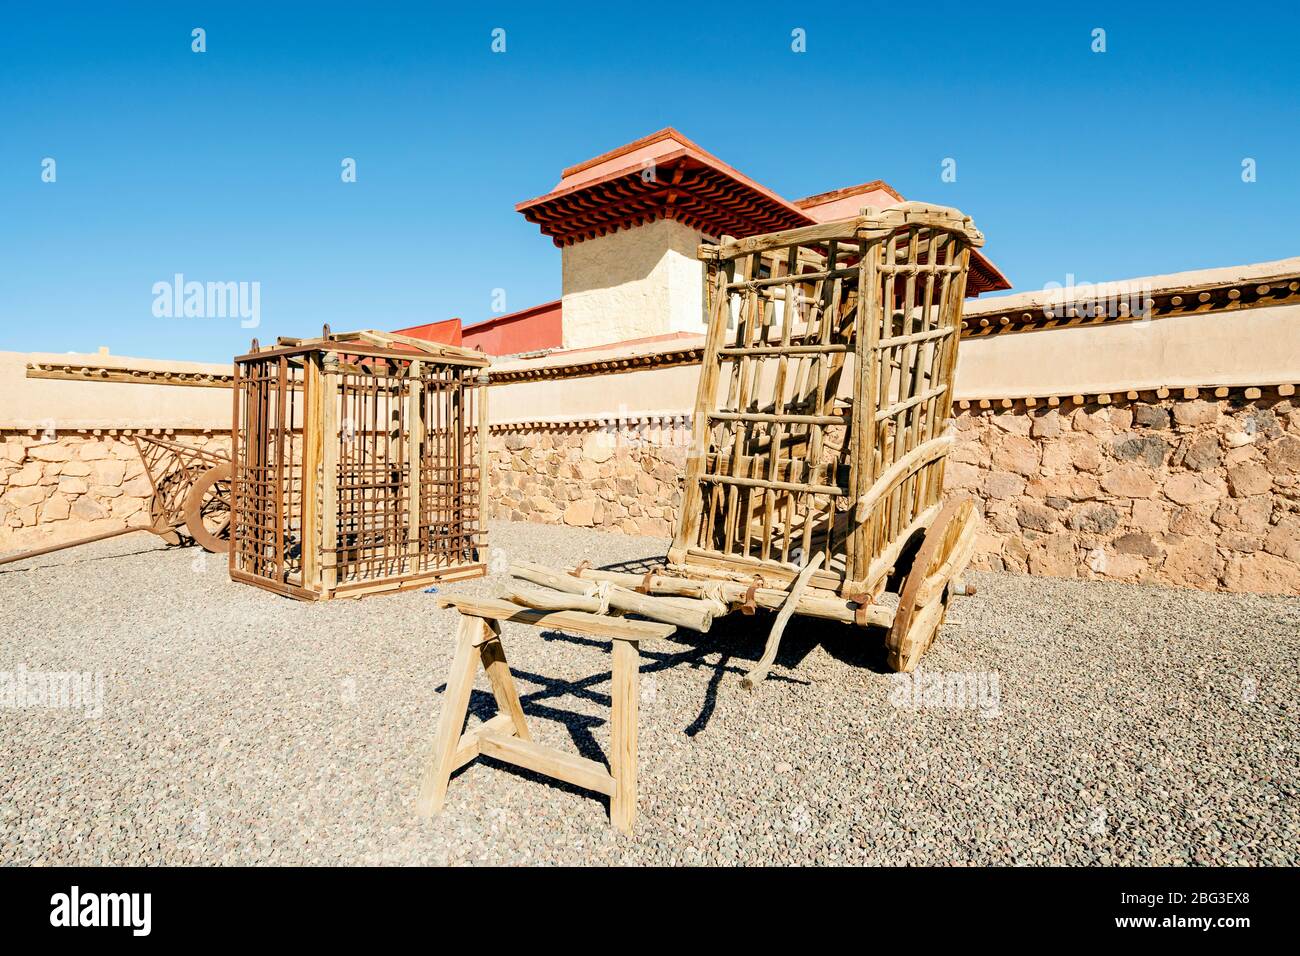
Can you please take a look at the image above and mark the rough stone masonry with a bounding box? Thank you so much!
[0,432,231,552]
[484,395,1300,594]
[947,396,1300,593]
[5,393,1298,594]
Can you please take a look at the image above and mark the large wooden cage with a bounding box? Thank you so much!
[670,203,980,602]
[230,329,490,601]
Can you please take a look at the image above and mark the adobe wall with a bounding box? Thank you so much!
[482,264,1300,594]
[0,349,230,432]
[0,349,233,552]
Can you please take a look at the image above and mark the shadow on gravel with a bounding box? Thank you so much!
[782,616,896,675]
[595,555,897,677]
[433,683,610,808]
[534,618,811,738]
[429,555,899,808]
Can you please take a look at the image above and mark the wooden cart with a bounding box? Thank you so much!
[424,203,985,831]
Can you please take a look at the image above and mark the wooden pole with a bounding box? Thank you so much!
[741,552,825,689]
[300,355,322,590]
[406,360,423,569]
[567,564,895,628]
[609,638,639,835]
[478,621,530,742]
[477,372,490,560]
[509,561,715,632]
[319,356,340,593]
[416,614,488,817]
[669,251,733,564]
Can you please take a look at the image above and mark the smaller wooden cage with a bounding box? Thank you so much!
[230,329,490,600]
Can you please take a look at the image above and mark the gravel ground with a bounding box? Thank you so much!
[1,521,1296,866]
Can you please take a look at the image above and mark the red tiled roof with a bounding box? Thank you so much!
[516,128,1011,296]
[795,180,906,209]
[516,128,813,247]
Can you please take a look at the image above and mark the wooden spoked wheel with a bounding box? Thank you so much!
[885,498,979,673]
[183,462,233,554]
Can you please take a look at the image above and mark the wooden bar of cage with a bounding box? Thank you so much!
[669,202,980,607]
[229,329,490,600]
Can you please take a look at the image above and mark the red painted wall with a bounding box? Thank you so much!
[390,316,464,347]
[462,300,563,356]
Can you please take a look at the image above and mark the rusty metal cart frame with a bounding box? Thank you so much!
[425,203,985,832]
[0,434,231,567]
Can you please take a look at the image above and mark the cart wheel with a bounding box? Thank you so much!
[183,462,232,554]
[885,498,979,673]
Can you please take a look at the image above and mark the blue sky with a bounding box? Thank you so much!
[2,1,1297,362]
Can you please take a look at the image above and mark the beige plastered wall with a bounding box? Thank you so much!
[560,218,706,349]
[490,301,1300,424]
[0,350,231,431]
[5,293,1300,593]
[957,304,1300,399]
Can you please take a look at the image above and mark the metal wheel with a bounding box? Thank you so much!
[183,462,232,553]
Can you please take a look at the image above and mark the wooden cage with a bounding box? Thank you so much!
[668,203,982,610]
[230,329,490,601]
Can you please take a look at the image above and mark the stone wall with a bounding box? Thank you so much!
[484,394,1300,594]
[8,402,1299,595]
[0,432,230,552]
[12,400,1295,595]
[949,395,1300,593]
[489,419,690,538]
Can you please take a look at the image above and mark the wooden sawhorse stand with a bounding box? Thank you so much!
[416,595,675,834]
